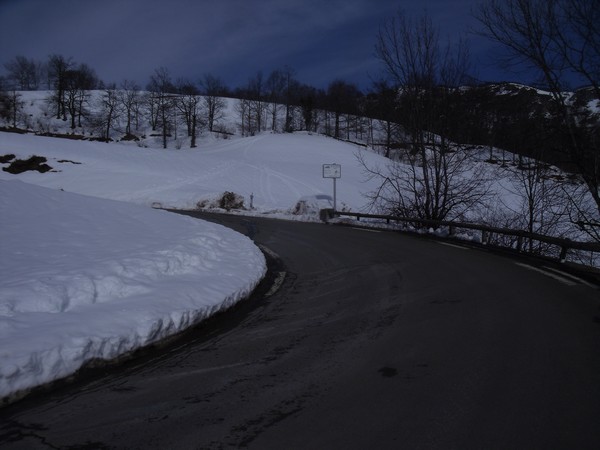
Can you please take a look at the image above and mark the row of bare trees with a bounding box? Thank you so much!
[476,0,600,241]
[111,68,228,148]
[1,55,373,145]
[0,57,232,149]
[361,1,598,244]
[232,68,368,138]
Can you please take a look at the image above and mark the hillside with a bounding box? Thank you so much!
[1,88,599,401]
[0,89,597,234]
[0,92,403,402]
[435,83,600,171]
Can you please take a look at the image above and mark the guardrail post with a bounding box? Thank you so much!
[517,236,523,252]
[559,245,568,263]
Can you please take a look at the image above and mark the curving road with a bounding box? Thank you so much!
[2,213,600,449]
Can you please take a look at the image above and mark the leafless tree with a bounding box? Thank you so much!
[502,159,567,252]
[147,67,176,149]
[281,66,298,132]
[475,0,600,240]
[0,89,24,128]
[4,56,41,90]
[326,79,360,139]
[364,9,489,221]
[96,83,121,141]
[297,84,318,132]
[118,79,141,135]
[199,74,226,133]
[176,79,201,148]
[247,71,267,134]
[236,97,251,136]
[266,69,285,132]
[236,72,267,136]
[46,54,72,120]
[366,80,402,158]
[63,63,97,129]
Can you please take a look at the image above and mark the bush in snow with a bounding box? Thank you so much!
[219,191,245,211]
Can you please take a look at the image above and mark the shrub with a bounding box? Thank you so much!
[219,191,245,211]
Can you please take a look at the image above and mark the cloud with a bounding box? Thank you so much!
[1,0,502,89]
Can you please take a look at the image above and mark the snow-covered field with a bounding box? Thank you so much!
[0,112,391,402]
[0,130,377,214]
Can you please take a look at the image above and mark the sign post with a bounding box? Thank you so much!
[322,163,341,212]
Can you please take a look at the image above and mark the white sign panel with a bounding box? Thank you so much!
[323,163,341,178]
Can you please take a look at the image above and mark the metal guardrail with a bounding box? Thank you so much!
[332,211,600,263]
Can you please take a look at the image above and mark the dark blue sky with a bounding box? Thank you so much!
[0,0,536,91]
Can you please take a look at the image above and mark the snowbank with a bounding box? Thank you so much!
[0,180,266,400]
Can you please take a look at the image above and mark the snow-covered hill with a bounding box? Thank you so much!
[0,89,596,402]
[0,91,396,402]
[0,130,381,214]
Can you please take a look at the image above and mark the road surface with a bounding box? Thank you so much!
[1,213,599,449]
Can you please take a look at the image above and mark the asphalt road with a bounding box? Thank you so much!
[1,213,600,449]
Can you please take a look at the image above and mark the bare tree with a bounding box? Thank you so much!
[475,0,600,240]
[63,63,97,129]
[236,97,251,136]
[199,74,226,133]
[365,9,488,221]
[147,67,175,149]
[503,159,567,252]
[266,69,285,132]
[235,72,267,136]
[0,89,24,128]
[118,79,140,135]
[359,144,490,222]
[4,56,41,90]
[366,80,401,158]
[176,79,201,148]
[297,83,318,132]
[96,83,121,141]
[247,71,267,134]
[326,79,360,139]
[46,54,72,120]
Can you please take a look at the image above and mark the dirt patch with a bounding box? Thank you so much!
[36,132,86,140]
[0,154,16,164]
[0,126,28,134]
[120,133,140,142]
[3,156,53,174]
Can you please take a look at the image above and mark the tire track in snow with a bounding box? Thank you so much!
[251,163,325,209]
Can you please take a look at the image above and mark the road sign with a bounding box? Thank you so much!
[323,163,341,179]
[322,164,341,212]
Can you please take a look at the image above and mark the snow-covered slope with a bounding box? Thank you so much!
[0,180,266,401]
[0,101,398,400]
[1,88,596,402]
[0,130,382,214]
[0,108,392,402]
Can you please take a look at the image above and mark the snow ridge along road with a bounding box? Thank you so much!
[0,182,266,402]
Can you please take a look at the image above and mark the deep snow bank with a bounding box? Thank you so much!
[0,180,266,400]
